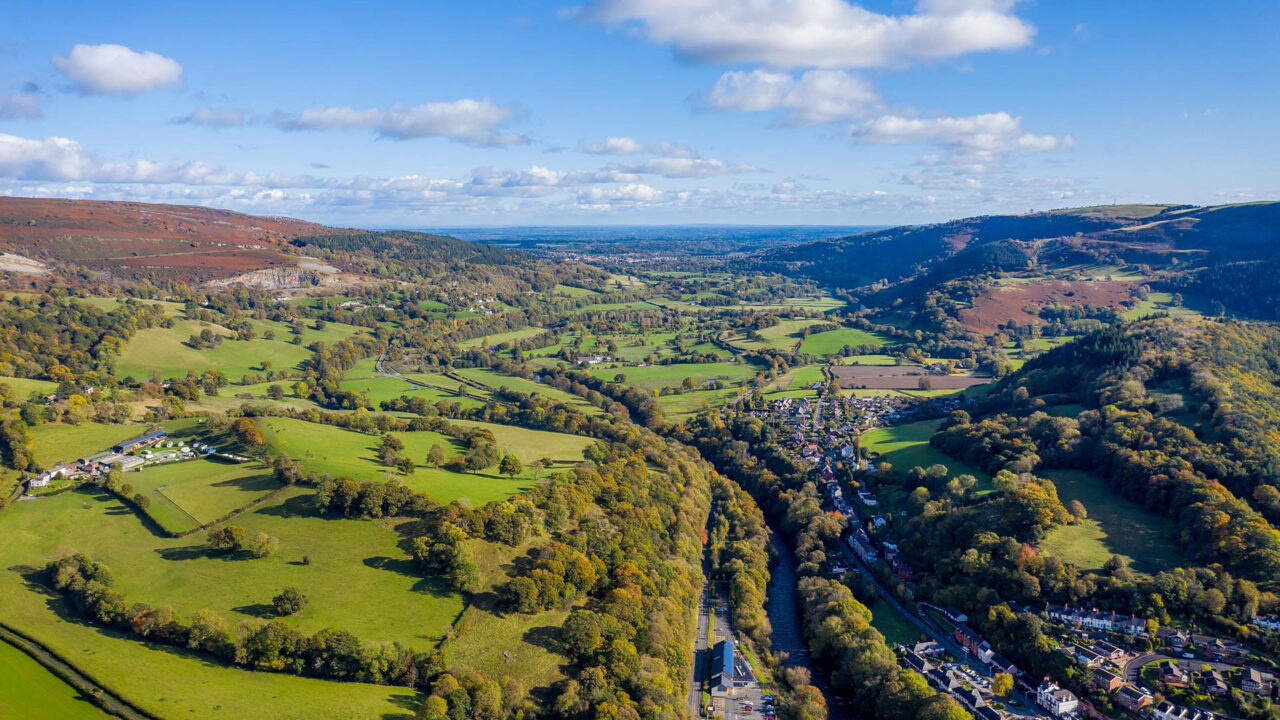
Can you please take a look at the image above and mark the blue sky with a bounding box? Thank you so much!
[0,0,1275,226]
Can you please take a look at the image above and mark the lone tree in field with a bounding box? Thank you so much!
[397,457,416,475]
[246,532,279,559]
[499,454,523,478]
[272,587,308,616]
[531,457,553,480]
[427,443,447,468]
[208,525,246,553]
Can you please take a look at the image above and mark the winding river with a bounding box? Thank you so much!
[764,521,856,720]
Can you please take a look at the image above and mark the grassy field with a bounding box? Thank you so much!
[588,361,755,391]
[554,284,599,297]
[257,417,591,505]
[128,459,283,534]
[836,354,901,366]
[2,485,463,645]
[656,387,743,419]
[340,373,482,409]
[79,295,186,317]
[0,640,111,719]
[1124,291,1202,321]
[728,319,826,351]
[459,327,547,349]
[451,368,602,414]
[28,422,149,468]
[869,598,924,647]
[0,375,59,399]
[799,328,889,355]
[116,318,364,381]
[440,538,572,688]
[0,579,419,719]
[862,419,991,486]
[1040,469,1185,573]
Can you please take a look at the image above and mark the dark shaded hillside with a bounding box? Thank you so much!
[756,211,1137,288]
[291,231,526,267]
[1104,202,1280,261]
[758,201,1280,292]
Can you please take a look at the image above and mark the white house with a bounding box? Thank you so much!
[1036,680,1079,718]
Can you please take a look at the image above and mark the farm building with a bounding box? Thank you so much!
[709,640,735,697]
[114,430,167,454]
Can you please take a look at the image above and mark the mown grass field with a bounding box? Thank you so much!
[1040,469,1185,573]
[799,328,889,355]
[0,640,111,719]
[862,419,991,486]
[128,459,282,534]
[257,417,591,505]
[116,318,364,381]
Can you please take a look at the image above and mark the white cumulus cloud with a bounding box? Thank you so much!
[570,0,1034,69]
[270,99,526,146]
[853,112,1072,166]
[52,44,183,96]
[706,69,881,125]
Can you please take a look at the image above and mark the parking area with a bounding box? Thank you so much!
[712,687,771,720]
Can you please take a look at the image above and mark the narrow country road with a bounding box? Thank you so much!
[0,623,149,720]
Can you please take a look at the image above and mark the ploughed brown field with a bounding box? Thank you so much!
[957,279,1136,334]
[831,364,989,390]
[0,197,358,281]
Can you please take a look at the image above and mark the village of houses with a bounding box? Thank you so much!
[742,394,1280,720]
